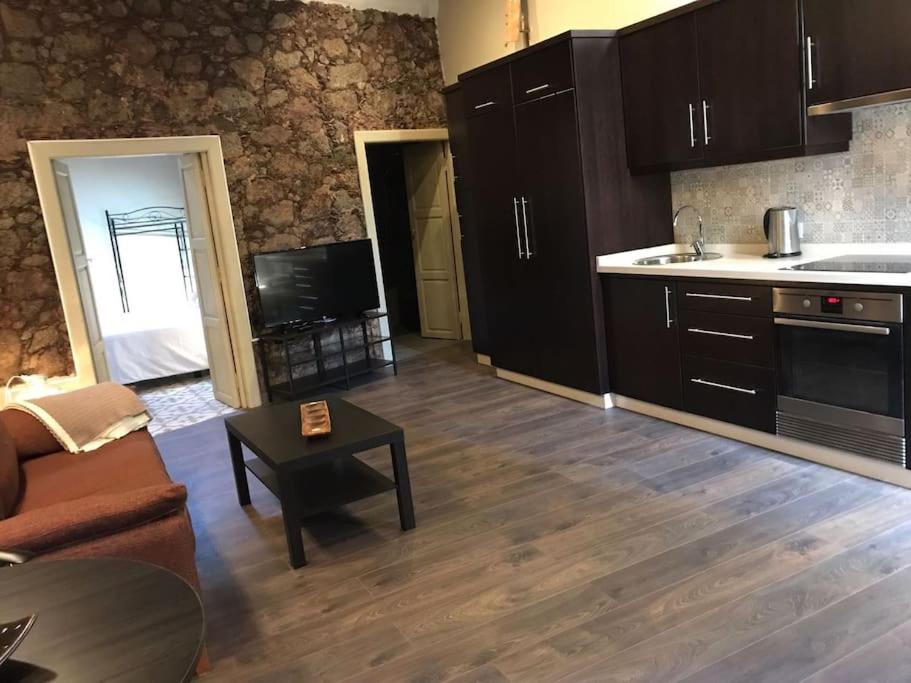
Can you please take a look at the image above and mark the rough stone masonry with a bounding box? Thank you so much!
[0,0,445,381]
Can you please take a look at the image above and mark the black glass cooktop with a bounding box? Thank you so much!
[787,254,911,273]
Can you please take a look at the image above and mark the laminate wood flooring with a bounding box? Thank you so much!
[155,342,911,682]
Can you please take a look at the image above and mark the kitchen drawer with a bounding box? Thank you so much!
[682,356,775,433]
[678,281,772,317]
[462,65,512,117]
[511,41,574,105]
[680,309,774,368]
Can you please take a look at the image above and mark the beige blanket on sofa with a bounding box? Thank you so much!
[9,383,151,454]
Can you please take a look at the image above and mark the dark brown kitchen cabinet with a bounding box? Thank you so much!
[697,0,803,160]
[510,40,574,105]
[682,356,776,432]
[514,89,602,390]
[619,0,851,174]
[619,13,703,170]
[605,274,776,431]
[462,67,541,379]
[443,84,490,356]
[460,32,673,395]
[604,277,683,409]
[804,0,911,114]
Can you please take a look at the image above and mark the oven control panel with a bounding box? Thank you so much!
[773,288,903,323]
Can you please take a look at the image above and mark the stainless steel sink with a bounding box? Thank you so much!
[633,252,723,266]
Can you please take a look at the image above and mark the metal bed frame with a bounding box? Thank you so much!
[105,206,193,313]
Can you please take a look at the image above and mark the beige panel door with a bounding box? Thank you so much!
[445,143,472,340]
[180,153,241,407]
[53,160,110,383]
[402,143,461,340]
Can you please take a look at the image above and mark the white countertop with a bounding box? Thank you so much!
[596,243,911,287]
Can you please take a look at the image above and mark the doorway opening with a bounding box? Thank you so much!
[29,136,260,429]
[361,135,470,361]
[55,154,238,433]
[53,154,235,433]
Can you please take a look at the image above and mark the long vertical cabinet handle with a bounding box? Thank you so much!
[702,100,711,146]
[513,197,525,259]
[664,286,673,329]
[806,36,816,90]
[521,197,533,259]
[688,103,696,148]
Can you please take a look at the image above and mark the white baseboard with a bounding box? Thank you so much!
[613,394,911,490]
[495,368,613,409]
[476,354,492,367]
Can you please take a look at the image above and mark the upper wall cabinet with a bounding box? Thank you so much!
[619,0,853,174]
[805,0,911,115]
[619,14,703,170]
[698,0,803,160]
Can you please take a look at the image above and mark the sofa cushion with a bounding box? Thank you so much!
[0,409,62,460]
[0,483,187,554]
[15,429,172,514]
[0,419,19,518]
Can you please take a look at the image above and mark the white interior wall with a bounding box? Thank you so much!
[67,155,190,331]
[66,154,210,383]
[436,0,692,83]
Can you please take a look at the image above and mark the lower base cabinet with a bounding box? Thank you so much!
[682,356,775,433]
[604,275,776,432]
[604,277,683,409]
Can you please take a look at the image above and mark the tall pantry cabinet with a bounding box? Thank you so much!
[458,31,672,396]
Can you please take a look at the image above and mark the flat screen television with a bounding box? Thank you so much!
[253,239,380,328]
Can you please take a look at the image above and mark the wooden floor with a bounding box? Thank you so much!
[157,343,911,683]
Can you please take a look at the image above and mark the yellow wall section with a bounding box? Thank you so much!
[437,0,693,84]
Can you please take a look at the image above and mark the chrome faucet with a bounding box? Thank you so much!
[674,205,705,256]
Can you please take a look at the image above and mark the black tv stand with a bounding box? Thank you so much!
[256,311,397,402]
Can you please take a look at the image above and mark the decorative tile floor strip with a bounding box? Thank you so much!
[135,377,236,436]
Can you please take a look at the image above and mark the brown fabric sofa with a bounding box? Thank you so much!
[0,409,201,592]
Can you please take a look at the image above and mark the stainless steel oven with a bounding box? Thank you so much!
[773,287,905,465]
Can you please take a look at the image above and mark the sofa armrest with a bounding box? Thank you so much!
[0,484,187,555]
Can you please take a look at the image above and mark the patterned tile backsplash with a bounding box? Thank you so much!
[671,102,911,245]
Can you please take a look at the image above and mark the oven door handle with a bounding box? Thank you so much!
[774,317,892,336]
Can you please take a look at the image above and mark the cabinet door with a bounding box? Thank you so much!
[464,84,539,378]
[605,277,683,408]
[619,13,703,171]
[514,90,602,393]
[697,0,803,160]
[444,87,490,355]
[805,0,911,108]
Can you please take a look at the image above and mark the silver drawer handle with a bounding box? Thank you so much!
[686,293,753,302]
[688,103,696,149]
[521,197,532,258]
[687,328,754,341]
[513,197,524,259]
[525,84,550,94]
[806,36,816,90]
[474,101,496,110]
[702,100,711,145]
[691,378,757,395]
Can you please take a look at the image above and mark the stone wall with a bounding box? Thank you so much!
[0,0,445,381]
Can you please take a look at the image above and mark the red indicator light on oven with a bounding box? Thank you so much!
[826,296,842,304]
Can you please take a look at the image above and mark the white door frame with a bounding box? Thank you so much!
[354,129,471,352]
[28,135,261,408]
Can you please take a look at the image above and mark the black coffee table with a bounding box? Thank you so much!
[0,559,204,682]
[225,397,416,568]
